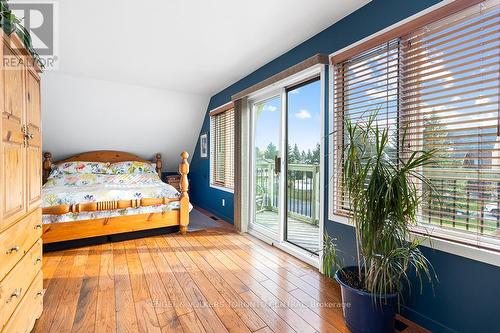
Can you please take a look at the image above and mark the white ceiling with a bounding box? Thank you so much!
[52,0,370,96]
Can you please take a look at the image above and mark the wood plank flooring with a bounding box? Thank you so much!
[34,219,423,333]
[34,226,351,333]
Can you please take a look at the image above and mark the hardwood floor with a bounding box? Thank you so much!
[34,225,351,333]
[34,219,425,333]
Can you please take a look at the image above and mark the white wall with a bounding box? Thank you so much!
[41,73,209,171]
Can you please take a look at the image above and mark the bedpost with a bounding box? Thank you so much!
[155,153,162,177]
[43,152,52,183]
[179,151,189,234]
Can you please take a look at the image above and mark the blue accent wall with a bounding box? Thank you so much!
[190,114,235,223]
[190,1,500,331]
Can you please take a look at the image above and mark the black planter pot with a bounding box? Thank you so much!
[335,266,398,333]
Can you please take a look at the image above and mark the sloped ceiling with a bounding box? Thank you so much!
[41,0,369,169]
[51,0,370,96]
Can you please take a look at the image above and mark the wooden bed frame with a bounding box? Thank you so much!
[41,150,190,244]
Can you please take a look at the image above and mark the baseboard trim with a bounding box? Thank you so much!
[400,306,458,333]
[190,202,234,225]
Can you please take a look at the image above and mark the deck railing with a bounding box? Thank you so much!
[255,162,320,225]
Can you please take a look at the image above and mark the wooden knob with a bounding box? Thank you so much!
[155,153,161,159]
[181,151,189,159]
[44,152,52,159]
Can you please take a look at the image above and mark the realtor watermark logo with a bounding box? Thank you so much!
[7,1,59,69]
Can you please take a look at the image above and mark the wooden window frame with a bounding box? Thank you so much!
[330,0,484,66]
[209,102,235,192]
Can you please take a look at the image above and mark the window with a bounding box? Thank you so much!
[210,106,235,190]
[332,39,401,216]
[332,0,500,250]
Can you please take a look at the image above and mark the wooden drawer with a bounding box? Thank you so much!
[0,239,42,331]
[1,270,43,333]
[0,208,42,281]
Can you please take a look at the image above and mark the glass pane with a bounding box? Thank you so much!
[253,96,281,237]
[286,79,321,253]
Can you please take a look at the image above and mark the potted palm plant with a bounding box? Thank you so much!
[325,113,437,333]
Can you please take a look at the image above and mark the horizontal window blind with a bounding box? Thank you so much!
[333,39,401,215]
[332,0,500,249]
[401,0,500,249]
[210,108,235,189]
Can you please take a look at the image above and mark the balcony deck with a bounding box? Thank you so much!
[255,210,320,253]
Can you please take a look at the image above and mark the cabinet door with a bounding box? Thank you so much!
[1,46,26,230]
[26,69,41,211]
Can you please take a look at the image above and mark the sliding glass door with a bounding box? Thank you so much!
[285,78,321,253]
[251,95,282,240]
[249,73,322,257]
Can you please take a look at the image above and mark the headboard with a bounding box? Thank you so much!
[43,150,162,183]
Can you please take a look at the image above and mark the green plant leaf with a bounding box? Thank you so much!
[340,109,438,305]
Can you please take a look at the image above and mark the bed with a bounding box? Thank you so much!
[41,150,190,244]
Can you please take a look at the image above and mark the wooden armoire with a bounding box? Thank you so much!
[0,31,43,333]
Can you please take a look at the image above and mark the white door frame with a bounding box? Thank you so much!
[248,91,284,242]
[245,64,326,269]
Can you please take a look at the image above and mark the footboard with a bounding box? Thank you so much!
[42,197,181,215]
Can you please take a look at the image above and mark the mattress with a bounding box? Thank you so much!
[42,173,189,224]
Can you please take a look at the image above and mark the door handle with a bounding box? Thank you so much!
[6,245,19,254]
[274,156,281,175]
[21,125,33,147]
[6,289,21,303]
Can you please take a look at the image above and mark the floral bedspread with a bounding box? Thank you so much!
[42,173,190,224]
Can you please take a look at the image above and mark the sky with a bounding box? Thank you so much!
[254,79,321,154]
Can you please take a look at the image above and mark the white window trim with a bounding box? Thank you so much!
[413,229,500,267]
[326,0,500,267]
[245,64,326,270]
[209,183,234,193]
[209,101,235,193]
[327,217,500,267]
